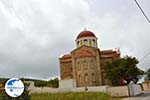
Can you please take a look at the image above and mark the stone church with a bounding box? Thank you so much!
[59,29,120,88]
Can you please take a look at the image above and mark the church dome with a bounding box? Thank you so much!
[76,30,96,40]
[75,29,98,48]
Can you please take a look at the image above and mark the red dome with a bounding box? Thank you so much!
[76,30,96,40]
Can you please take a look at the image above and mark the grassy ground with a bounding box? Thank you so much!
[31,92,121,100]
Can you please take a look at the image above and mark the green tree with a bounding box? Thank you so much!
[145,68,150,81]
[34,78,59,88]
[34,81,48,87]
[49,78,59,88]
[105,56,144,86]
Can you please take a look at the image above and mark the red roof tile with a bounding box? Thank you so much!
[62,54,71,58]
[76,30,96,40]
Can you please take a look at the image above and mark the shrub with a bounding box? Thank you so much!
[34,78,59,88]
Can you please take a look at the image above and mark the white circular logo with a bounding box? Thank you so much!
[5,78,24,97]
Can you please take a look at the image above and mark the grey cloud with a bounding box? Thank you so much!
[0,0,150,79]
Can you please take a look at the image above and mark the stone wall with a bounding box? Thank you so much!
[71,86,108,92]
[107,84,142,97]
[59,79,76,88]
[107,86,129,97]
[142,81,150,91]
[29,81,142,97]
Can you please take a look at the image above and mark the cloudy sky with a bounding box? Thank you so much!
[0,0,150,80]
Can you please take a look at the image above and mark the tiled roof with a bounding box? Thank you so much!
[76,30,96,40]
[62,54,71,58]
[100,50,117,54]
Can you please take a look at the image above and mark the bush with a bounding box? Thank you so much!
[48,78,59,88]
[34,78,59,88]
[34,81,48,87]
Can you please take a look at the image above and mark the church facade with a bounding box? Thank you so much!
[59,29,120,88]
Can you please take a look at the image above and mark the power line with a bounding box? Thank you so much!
[140,50,150,62]
[134,0,150,62]
[134,0,150,24]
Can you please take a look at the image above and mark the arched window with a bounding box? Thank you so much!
[84,73,89,83]
[83,61,88,70]
[84,39,88,45]
[90,60,94,69]
[77,41,80,47]
[92,73,96,82]
[78,62,81,70]
[79,75,82,83]
[92,39,96,47]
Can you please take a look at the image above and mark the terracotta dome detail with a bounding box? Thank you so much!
[76,30,96,40]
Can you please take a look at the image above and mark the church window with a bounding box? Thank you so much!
[90,60,94,69]
[84,73,89,83]
[92,73,96,82]
[77,41,79,47]
[79,75,82,83]
[83,61,88,70]
[92,39,96,47]
[84,39,88,45]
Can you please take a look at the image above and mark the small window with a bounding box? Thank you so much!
[90,60,94,69]
[84,39,88,45]
[83,61,88,70]
[78,62,81,70]
[79,75,81,83]
[84,74,89,83]
[77,41,80,47]
[92,39,96,47]
[92,73,96,82]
